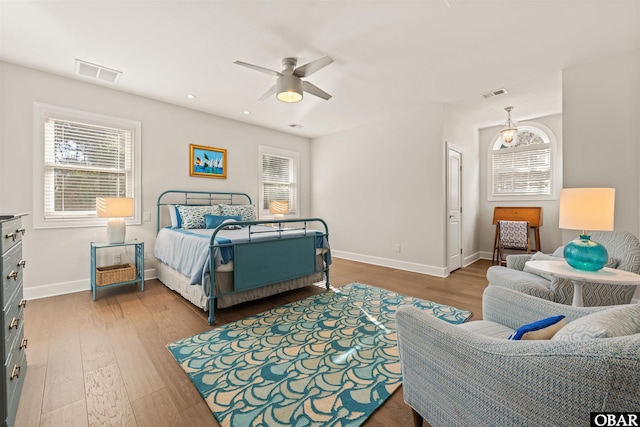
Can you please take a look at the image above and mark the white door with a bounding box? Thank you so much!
[447,147,462,272]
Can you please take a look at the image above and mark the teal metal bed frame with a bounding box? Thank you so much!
[157,190,330,325]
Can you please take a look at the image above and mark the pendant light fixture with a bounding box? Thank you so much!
[500,106,518,145]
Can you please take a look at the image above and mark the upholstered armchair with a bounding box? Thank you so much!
[396,286,640,427]
[487,230,640,306]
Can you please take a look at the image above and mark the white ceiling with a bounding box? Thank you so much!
[1,1,639,138]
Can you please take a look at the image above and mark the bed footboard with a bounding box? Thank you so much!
[207,218,330,325]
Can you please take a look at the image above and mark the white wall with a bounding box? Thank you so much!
[562,49,640,240]
[443,105,481,266]
[311,106,449,276]
[0,61,312,299]
[478,114,564,257]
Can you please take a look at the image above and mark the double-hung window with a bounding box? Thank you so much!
[258,146,299,219]
[33,103,141,228]
[489,125,558,201]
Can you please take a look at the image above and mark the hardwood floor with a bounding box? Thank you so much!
[15,258,491,427]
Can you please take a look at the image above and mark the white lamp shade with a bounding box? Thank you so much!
[96,197,134,243]
[558,188,615,232]
[269,200,289,220]
[96,197,134,218]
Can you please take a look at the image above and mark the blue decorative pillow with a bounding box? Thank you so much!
[174,205,182,228]
[205,214,242,229]
[508,315,566,340]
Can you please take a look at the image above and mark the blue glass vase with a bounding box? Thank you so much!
[563,235,608,271]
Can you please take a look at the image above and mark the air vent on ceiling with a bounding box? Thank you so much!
[74,59,122,84]
[481,88,508,99]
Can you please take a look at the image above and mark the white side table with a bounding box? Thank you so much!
[525,260,640,307]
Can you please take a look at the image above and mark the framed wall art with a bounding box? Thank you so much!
[189,144,227,179]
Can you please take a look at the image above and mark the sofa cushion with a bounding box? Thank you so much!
[487,266,552,291]
[508,315,566,340]
[552,304,640,341]
[458,320,514,339]
[523,252,559,281]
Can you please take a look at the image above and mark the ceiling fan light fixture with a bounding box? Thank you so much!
[500,106,518,144]
[276,75,303,103]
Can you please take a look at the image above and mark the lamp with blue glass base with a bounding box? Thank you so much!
[558,188,615,272]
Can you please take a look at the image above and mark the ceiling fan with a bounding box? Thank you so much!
[234,56,333,103]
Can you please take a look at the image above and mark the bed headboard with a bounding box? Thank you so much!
[156,190,252,233]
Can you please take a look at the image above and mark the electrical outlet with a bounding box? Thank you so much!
[113,254,121,264]
[394,244,401,253]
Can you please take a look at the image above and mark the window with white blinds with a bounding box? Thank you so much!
[258,146,299,218]
[33,103,141,228]
[492,146,551,195]
[489,125,555,200]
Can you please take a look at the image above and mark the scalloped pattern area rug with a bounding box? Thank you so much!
[167,282,472,427]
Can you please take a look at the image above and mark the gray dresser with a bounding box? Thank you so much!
[0,215,27,427]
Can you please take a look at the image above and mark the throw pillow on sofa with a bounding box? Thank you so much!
[508,315,566,340]
[552,304,640,341]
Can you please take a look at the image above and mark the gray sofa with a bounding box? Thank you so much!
[396,286,640,427]
[487,230,640,306]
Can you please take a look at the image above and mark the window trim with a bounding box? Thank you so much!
[487,121,561,202]
[33,103,141,229]
[258,145,300,220]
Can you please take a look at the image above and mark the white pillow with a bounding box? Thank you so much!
[221,218,242,230]
[167,204,178,228]
[552,304,640,341]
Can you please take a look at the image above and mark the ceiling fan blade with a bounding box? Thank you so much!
[258,84,277,101]
[302,81,332,100]
[293,56,334,78]
[234,60,282,77]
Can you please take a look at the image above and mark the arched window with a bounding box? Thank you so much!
[489,124,558,200]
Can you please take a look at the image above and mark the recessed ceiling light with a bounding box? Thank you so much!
[288,123,304,129]
[186,94,196,99]
[243,111,251,115]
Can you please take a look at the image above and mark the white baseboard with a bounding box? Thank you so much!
[24,268,157,300]
[332,250,448,278]
[463,252,481,267]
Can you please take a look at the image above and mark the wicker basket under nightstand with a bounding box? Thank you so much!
[96,263,136,286]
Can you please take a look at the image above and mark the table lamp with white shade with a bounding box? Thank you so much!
[558,188,615,271]
[96,197,134,243]
[269,200,289,220]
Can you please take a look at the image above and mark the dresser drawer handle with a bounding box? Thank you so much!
[7,271,18,281]
[20,338,28,350]
[18,259,26,269]
[10,364,20,380]
[19,299,27,308]
[9,317,19,330]
[5,232,16,242]
[16,227,25,236]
